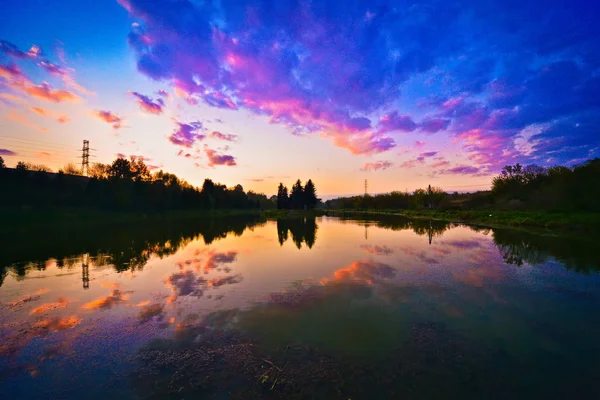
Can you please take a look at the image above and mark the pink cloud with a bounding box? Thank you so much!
[330,133,396,155]
[400,158,425,168]
[130,91,165,114]
[204,146,236,167]
[430,160,450,168]
[168,121,205,147]
[361,160,393,171]
[414,141,427,149]
[455,128,514,169]
[0,63,24,79]
[1,40,92,95]
[156,89,171,99]
[93,110,123,130]
[209,131,238,142]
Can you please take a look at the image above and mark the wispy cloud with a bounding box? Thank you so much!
[31,107,70,123]
[361,160,393,171]
[93,110,123,130]
[130,91,165,114]
[208,131,238,142]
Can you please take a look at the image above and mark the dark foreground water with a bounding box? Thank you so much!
[1,215,599,399]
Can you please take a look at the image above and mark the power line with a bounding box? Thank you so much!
[0,135,81,150]
[1,144,78,154]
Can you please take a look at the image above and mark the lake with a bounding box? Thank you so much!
[1,215,599,399]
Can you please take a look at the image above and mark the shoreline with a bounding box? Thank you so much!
[2,207,599,234]
[324,209,600,233]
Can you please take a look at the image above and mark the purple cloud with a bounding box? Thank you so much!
[168,121,205,147]
[202,91,237,110]
[361,160,393,172]
[438,165,481,175]
[377,111,417,134]
[420,117,451,133]
[209,131,238,142]
[205,146,236,167]
[0,149,17,156]
[130,91,165,114]
[116,0,600,164]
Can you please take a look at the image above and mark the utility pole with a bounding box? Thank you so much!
[428,184,432,209]
[81,140,90,176]
[364,179,368,196]
[82,253,90,289]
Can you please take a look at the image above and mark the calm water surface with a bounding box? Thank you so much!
[1,216,599,399]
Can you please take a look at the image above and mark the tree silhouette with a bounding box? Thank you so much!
[0,156,5,169]
[290,179,304,209]
[60,163,81,175]
[303,179,318,209]
[277,183,289,210]
[109,158,135,180]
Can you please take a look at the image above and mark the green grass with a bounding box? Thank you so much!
[325,209,600,232]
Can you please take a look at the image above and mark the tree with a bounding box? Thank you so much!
[0,156,4,168]
[15,161,29,171]
[303,179,318,209]
[89,163,110,179]
[277,183,289,209]
[60,163,81,175]
[108,158,134,180]
[130,157,150,182]
[289,179,304,209]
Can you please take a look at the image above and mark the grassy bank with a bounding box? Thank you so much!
[0,208,262,234]
[326,209,600,232]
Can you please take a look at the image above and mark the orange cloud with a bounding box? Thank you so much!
[8,80,80,103]
[31,107,71,123]
[30,297,70,314]
[321,261,396,285]
[32,316,81,333]
[82,289,131,310]
[8,110,47,132]
[26,82,78,102]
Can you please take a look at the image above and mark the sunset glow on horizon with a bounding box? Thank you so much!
[1,0,598,197]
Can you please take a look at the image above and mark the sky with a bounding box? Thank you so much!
[1,0,599,197]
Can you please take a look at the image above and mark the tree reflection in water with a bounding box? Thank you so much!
[0,216,266,287]
[276,217,318,249]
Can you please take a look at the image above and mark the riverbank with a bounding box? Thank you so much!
[0,208,263,234]
[325,209,600,233]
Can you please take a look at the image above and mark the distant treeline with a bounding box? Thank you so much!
[0,156,276,211]
[325,158,600,212]
[276,179,320,209]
